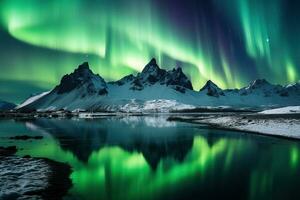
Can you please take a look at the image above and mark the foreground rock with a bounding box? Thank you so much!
[0,146,72,200]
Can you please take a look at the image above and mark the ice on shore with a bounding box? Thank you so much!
[195,115,300,139]
[260,106,300,114]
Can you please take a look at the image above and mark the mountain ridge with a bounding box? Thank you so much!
[16,59,300,112]
[0,100,16,111]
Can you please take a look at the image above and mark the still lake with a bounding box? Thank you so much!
[0,116,300,200]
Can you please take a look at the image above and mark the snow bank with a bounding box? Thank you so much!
[192,115,300,139]
[260,106,300,114]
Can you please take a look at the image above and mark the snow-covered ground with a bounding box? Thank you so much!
[260,106,300,114]
[16,91,50,109]
[171,113,300,139]
[199,116,300,139]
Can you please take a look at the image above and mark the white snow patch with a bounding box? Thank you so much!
[118,99,195,113]
[16,91,50,109]
[260,106,300,114]
[197,115,300,139]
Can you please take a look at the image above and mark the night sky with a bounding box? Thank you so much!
[0,0,299,103]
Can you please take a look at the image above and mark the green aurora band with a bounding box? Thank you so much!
[0,0,299,102]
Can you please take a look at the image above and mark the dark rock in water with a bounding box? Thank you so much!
[54,62,107,95]
[200,80,224,97]
[9,135,43,140]
[0,146,17,156]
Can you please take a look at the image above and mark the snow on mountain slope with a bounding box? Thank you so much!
[199,80,224,97]
[17,59,300,112]
[16,91,50,109]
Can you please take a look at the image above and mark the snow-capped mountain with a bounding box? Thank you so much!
[111,58,193,93]
[17,59,300,112]
[200,80,224,97]
[54,62,108,96]
[0,100,16,111]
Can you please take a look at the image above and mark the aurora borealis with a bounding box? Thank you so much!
[0,0,299,103]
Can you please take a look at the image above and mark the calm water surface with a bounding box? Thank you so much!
[0,116,300,200]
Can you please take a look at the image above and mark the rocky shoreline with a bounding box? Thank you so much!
[0,146,72,200]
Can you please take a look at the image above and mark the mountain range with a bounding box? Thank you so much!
[16,59,300,112]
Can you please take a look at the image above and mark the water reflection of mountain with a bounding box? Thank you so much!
[26,117,194,169]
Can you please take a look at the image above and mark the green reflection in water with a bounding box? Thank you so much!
[1,118,300,200]
[69,137,229,200]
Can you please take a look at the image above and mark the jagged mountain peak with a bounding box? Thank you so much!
[201,80,219,89]
[141,58,165,78]
[149,58,157,66]
[141,58,159,73]
[16,60,300,112]
[110,59,193,92]
[240,79,280,97]
[164,67,193,91]
[54,62,107,95]
[200,80,224,97]
[247,79,272,89]
[132,58,193,92]
[77,61,89,70]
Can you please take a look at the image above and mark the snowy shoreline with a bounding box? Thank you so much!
[169,112,300,139]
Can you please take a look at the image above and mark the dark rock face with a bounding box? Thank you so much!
[238,79,300,97]
[98,88,108,96]
[239,79,275,96]
[247,79,270,90]
[162,67,193,91]
[140,58,167,84]
[112,74,135,86]
[130,79,144,91]
[112,58,193,93]
[277,82,300,97]
[54,62,107,95]
[200,80,224,97]
[0,100,16,111]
